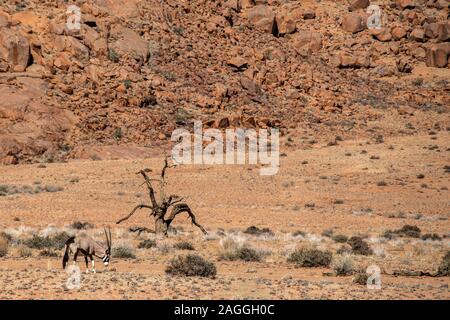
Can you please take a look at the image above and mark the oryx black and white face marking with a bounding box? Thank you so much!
[102,249,110,266]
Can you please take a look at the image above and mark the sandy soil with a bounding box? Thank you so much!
[0,133,449,299]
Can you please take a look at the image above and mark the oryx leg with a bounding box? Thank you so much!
[73,249,79,265]
[89,255,96,273]
[84,256,89,274]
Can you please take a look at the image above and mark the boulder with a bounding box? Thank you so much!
[276,4,303,35]
[0,29,30,72]
[349,0,370,11]
[342,13,366,33]
[337,52,370,68]
[396,58,413,73]
[396,0,417,9]
[0,10,11,27]
[424,22,450,42]
[111,26,149,63]
[425,43,450,68]
[391,26,407,40]
[370,28,392,42]
[245,5,277,35]
[410,28,425,42]
[292,31,323,56]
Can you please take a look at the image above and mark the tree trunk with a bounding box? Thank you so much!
[154,217,168,236]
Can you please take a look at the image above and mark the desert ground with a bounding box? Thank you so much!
[0,132,448,300]
[0,0,450,300]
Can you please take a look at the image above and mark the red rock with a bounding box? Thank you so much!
[396,58,413,73]
[240,76,261,95]
[245,5,276,35]
[110,26,149,63]
[337,53,370,68]
[241,0,255,9]
[410,28,425,42]
[292,31,323,56]
[391,26,407,40]
[370,28,392,42]
[425,43,450,68]
[53,52,72,70]
[349,0,370,11]
[0,29,30,72]
[303,10,316,20]
[342,13,366,34]
[0,10,11,27]
[411,46,426,59]
[227,57,249,70]
[396,0,417,9]
[424,22,450,42]
[276,4,303,35]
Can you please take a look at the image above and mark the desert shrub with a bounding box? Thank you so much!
[108,49,120,63]
[174,241,195,251]
[382,230,396,240]
[421,233,442,241]
[17,246,32,258]
[287,248,332,267]
[22,232,70,250]
[219,247,262,262]
[165,254,216,278]
[157,242,173,254]
[395,225,421,238]
[39,249,58,257]
[112,246,136,259]
[437,251,450,276]
[71,221,94,230]
[348,236,373,256]
[332,234,348,243]
[50,232,71,249]
[0,236,9,257]
[337,245,352,255]
[321,229,334,238]
[353,270,368,285]
[332,254,355,276]
[138,239,157,249]
[292,230,306,237]
[44,185,64,193]
[244,226,274,236]
[220,235,245,253]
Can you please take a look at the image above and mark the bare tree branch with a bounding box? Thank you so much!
[165,203,207,235]
[116,204,153,224]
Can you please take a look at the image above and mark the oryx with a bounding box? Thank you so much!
[63,228,112,273]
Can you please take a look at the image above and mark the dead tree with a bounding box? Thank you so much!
[116,157,207,236]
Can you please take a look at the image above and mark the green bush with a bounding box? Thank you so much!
[39,249,59,257]
[17,246,32,258]
[0,236,8,257]
[112,246,136,259]
[287,248,332,267]
[396,225,421,238]
[174,241,195,251]
[437,251,450,276]
[332,254,355,276]
[353,270,368,285]
[166,254,216,278]
[332,234,348,243]
[347,236,373,256]
[71,221,94,230]
[23,232,70,250]
[138,239,157,249]
[421,233,442,241]
[219,247,262,262]
[244,226,274,236]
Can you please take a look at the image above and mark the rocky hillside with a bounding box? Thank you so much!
[0,0,448,164]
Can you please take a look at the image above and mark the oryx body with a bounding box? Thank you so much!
[63,228,111,273]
